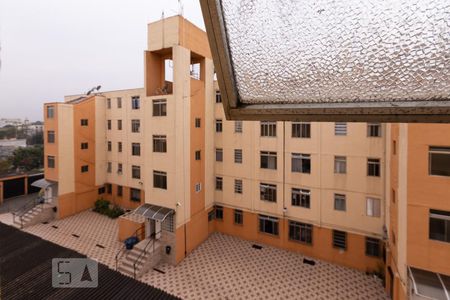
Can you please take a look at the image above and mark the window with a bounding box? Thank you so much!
[208,210,215,222]
[46,106,54,118]
[367,123,382,137]
[106,183,112,194]
[260,183,277,202]
[215,91,222,103]
[47,131,55,143]
[215,148,223,162]
[429,147,450,176]
[335,122,347,136]
[334,194,346,211]
[429,209,450,243]
[366,198,381,217]
[81,142,88,149]
[195,118,201,128]
[260,151,277,169]
[333,230,347,250]
[334,156,347,174]
[234,210,243,225]
[47,156,55,168]
[195,150,201,161]
[195,183,202,193]
[117,185,123,197]
[118,142,122,153]
[153,99,167,116]
[131,96,140,109]
[234,149,242,164]
[107,98,111,109]
[289,221,313,244]
[107,162,112,173]
[130,188,141,202]
[234,121,243,133]
[131,119,140,133]
[259,215,279,235]
[292,153,311,173]
[215,119,223,132]
[107,141,112,152]
[234,179,243,194]
[365,237,381,257]
[292,122,311,138]
[81,165,89,173]
[107,120,112,130]
[260,121,276,137]
[153,135,167,153]
[117,97,122,108]
[132,165,140,179]
[153,171,167,189]
[292,188,310,208]
[131,143,140,156]
[215,177,223,191]
[367,158,381,177]
[98,187,105,195]
[117,120,122,130]
[80,119,88,126]
[215,206,223,220]
[117,163,123,174]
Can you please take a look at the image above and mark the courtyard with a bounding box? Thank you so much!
[0,210,387,299]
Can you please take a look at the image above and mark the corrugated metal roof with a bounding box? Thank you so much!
[0,223,180,300]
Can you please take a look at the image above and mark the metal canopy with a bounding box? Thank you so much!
[133,204,174,222]
[409,267,450,300]
[200,0,450,122]
[31,178,54,189]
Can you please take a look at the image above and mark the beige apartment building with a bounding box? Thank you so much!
[41,15,450,299]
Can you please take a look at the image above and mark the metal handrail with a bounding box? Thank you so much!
[12,196,44,228]
[133,230,160,279]
[115,226,145,270]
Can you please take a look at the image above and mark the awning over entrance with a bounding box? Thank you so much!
[409,267,450,300]
[31,179,54,189]
[133,204,174,222]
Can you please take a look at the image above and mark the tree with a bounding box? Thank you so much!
[0,159,12,174]
[10,145,43,171]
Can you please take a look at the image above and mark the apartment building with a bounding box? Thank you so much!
[386,124,450,300]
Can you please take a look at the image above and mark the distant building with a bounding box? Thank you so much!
[0,139,27,159]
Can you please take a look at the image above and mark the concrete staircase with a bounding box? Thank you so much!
[117,238,161,278]
[12,204,55,229]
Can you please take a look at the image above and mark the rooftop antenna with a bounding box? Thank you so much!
[86,85,101,96]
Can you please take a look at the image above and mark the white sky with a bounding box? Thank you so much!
[0,0,204,121]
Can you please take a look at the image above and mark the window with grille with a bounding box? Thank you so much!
[234,149,242,163]
[152,135,167,153]
[234,179,243,194]
[117,120,122,130]
[117,185,123,197]
[216,148,223,162]
[98,187,105,195]
[429,209,450,243]
[289,221,313,244]
[335,122,347,136]
[132,143,141,156]
[47,156,55,168]
[215,91,222,103]
[215,206,223,220]
[195,118,201,128]
[260,183,277,202]
[367,158,381,177]
[429,147,450,176]
[80,119,88,126]
[195,150,201,160]
[366,198,381,217]
[117,97,122,108]
[162,214,174,232]
[260,151,277,170]
[215,119,223,132]
[259,215,279,235]
[334,156,347,174]
[107,120,111,130]
[117,163,123,174]
[208,210,215,222]
[334,194,346,211]
[131,96,140,109]
[106,183,112,194]
[132,165,140,179]
[215,177,223,191]
[291,153,311,173]
[195,183,202,193]
[130,188,141,201]
[292,188,310,208]
[234,121,243,133]
[333,230,347,250]
[131,119,140,133]
[107,141,112,152]
[153,99,167,116]
[260,121,276,137]
[153,170,167,189]
[81,165,89,173]
[365,237,381,257]
[118,142,122,153]
[234,209,243,225]
[292,122,311,138]
[47,106,54,118]
[107,162,112,173]
[47,131,55,143]
[81,142,88,149]
[367,123,381,137]
[107,98,111,109]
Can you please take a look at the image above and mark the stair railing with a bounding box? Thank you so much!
[12,196,43,228]
[115,226,145,270]
[133,230,161,279]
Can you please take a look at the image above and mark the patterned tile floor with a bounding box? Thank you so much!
[0,211,387,300]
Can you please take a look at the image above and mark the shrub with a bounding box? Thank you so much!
[93,200,124,219]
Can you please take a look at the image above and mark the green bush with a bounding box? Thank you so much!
[93,200,124,219]
[107,206,125,219]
